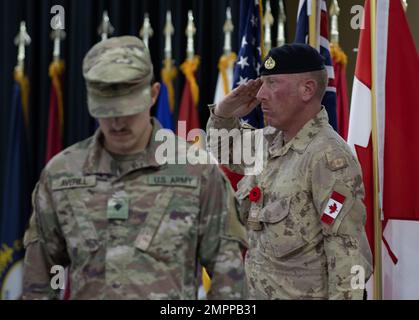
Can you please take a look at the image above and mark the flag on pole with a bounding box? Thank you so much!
[0,70,31,300]
[331,43,349,140]
[214,52,236,105]
[348,0,419,299]
[214,50,245,191]
[295,0,338,130]
[233,0,264,129]
[155,82,174,131]
[45,60,65,163]
[161,61,176,115]
[177,56,201,142]
[156,57,177,131]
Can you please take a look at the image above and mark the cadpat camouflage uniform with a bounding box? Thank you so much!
[207,107,372,299]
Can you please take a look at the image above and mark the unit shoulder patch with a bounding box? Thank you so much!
[325,152,348,171]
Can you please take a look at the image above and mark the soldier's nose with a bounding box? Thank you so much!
[110,117,126,130]
[256,85,267,102]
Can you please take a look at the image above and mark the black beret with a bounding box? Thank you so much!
[260,43,325,75]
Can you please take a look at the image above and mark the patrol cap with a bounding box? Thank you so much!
[260,43,325,76]
[83,36,153,118]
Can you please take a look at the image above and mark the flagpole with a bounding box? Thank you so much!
[309,0,317,48]
[370,0,383,300]
[259,0,266,58]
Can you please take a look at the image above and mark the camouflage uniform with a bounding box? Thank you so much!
[207,107,373,299]
[22,36,247,300]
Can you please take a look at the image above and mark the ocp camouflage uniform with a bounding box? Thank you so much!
[207,107,372,299]
[22,119,247,300]
[23,35,247,300]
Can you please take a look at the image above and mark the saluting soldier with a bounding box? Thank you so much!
[207,43,372,299]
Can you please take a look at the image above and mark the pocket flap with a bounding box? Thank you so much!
[259,196,291,223]
[135,191,173,251]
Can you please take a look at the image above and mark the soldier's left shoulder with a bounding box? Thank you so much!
[312,129,359,172]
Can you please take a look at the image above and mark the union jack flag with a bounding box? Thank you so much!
[295,0,337,130]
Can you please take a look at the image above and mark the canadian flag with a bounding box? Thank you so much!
[321,191,346,225]
[348,0,419,299]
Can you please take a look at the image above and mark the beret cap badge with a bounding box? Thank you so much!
[264,57,276,70]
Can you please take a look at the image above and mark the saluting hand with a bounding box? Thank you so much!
[214,78,262,119]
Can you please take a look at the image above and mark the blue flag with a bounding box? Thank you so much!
[155,82,174,131]
[0,78,31,300]
[295,0,337,130]
[233,0,264,128]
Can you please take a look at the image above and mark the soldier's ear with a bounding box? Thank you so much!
[300,78,317,102]
[150,82,161,107]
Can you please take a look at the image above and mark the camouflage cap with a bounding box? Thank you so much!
[83,36,154,118]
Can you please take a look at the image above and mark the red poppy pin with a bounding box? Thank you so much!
[249,186,262,202]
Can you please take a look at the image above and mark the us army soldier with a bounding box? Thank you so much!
[22,36,247,299]
[207,44,372,299]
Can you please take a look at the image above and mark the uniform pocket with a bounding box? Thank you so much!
[235,176,255,223]
[134,188,199,263]
[259,196,308,258]
[134,191,173,253]
[63,189,101,253]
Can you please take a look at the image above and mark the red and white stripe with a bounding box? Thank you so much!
[348,0,419,299]
[321,191,346,225]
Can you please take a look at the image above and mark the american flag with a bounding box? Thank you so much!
[233,0,264,128]
[295,0,338,131]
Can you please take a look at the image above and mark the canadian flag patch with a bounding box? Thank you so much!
[321,191,346,225]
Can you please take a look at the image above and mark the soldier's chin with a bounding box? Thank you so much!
[109,136,134,149]
[109,142,134,154]
[264,115,276,127]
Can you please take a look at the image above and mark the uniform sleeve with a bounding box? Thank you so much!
[198,164,248,299]
[311,150,373,300]
[22,171,70,300]
[206,105,247,175]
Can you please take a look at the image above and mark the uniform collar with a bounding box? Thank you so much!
[83,117,164,176]
[268,107,329,158]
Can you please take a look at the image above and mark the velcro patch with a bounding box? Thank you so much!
[321,191,346,225]
[52,176,96,190]
[147,175,198,188]
[325,152,348,171]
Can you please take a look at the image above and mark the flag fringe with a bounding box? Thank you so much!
[13,69,30,129]
[218,53,236,96]
[180,56,200,106]
[161,61,177,113]
[330,43,348,67]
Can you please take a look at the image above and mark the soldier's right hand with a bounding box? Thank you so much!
[214,78,262,119]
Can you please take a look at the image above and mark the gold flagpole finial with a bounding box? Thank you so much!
[98,11,114,41]
[329,0,340,44]
[185,10,196,60]
[223,7,234,55]
[263,0,274,53]
[14,21,31,73]
[277,0,286,47]
[140,13,153,49]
